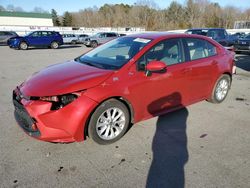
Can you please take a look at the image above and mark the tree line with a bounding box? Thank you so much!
[2,0,250,30]
[53,0,250,30]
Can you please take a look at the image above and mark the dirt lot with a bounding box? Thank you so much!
[0,45,249,188]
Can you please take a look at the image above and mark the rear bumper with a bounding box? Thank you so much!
[13,88,98,143]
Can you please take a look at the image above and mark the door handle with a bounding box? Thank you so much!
[212,61,218,65]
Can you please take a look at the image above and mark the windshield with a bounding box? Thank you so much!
[91,33,102,38]
[244,34,250,39]
[24,32,33,37]
[207,30,226,40]
[77,37,152,70]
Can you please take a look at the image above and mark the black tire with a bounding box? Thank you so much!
[88,99,130,145]
[51,41,59,49]
[71,40,77,44]
[19,41,28,50]
[91,41,98,48]
[208,74,231,103]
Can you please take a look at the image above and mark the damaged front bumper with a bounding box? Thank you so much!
[12,87,98,143]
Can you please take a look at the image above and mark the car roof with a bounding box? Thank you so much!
[125,32,209,40]
[187,28,225,31]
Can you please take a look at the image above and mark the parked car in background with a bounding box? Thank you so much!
[0,31,18,45]
[119,33,127,37]
[84,32,119,47]
[185,28,235,47]
[62,34,79,44]
[8,31,63,50]
[231,32,246,39]
[13,33,235,144]
[234,34,250,53]
[77,34,89,44]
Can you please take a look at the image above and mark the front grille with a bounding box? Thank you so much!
[13,90,40,137]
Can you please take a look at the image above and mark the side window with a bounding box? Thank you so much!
[0,31,5,36]
[41,31,48,36]
[185,38,217,61]
[31,32,40,37]
[106,33,117,37]
[47,31,52,36]
[137,39,184,71]
[4,32,10,35]
[99,33,105,38]
[207,42,217,56]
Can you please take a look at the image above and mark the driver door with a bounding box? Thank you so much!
[129,38,189,117]
[27,31,42,46]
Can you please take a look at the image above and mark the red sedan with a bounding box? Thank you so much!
[13,33,235,144]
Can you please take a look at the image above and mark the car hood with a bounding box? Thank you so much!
[20,60,114,97]
[10,36,24,40]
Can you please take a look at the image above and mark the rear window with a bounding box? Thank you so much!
[207,30,226,40]
[185,38,217,61]
[186,30,208,36]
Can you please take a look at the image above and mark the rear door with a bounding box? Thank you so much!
[182,38,218,103]
[40,31,51,45]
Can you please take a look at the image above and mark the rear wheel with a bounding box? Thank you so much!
[19,41,28,50]
[91,41,98,48]
[51,41,59,49]
[88,99,130,144]
[208,74,231,103]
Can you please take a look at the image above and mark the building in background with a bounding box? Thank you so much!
[234,21,250,29]
[0,11,53,26]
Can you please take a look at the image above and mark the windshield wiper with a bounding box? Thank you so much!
[79,60,105,69]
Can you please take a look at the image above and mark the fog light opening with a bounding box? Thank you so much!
[31,123,38,131]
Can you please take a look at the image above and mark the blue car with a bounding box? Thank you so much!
[8,31,63,50]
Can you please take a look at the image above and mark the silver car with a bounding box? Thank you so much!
[77,34,89,44]
[84,32,119,48]
[62,34,79,44]
[0,31,18,45]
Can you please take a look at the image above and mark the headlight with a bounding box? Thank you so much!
[39,93,80,110]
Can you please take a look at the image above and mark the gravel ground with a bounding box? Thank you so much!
[0,45,249,188]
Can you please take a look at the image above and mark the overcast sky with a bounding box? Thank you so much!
[0,0,249,15]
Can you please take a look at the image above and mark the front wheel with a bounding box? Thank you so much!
[88,99,130,144]
[19,41,28,50]
[208,74,231,103]
[51,41,59,49]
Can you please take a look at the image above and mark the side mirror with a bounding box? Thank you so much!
[146,61,167,74]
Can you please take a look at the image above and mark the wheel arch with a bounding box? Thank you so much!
[91,40,98,44]
[207,72,232,103]
[84,96,134,139]
[222,71,232,85]
[19,40,28,45]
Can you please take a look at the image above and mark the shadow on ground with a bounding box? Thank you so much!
[146,93,189,188]
[14,45,83,50]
